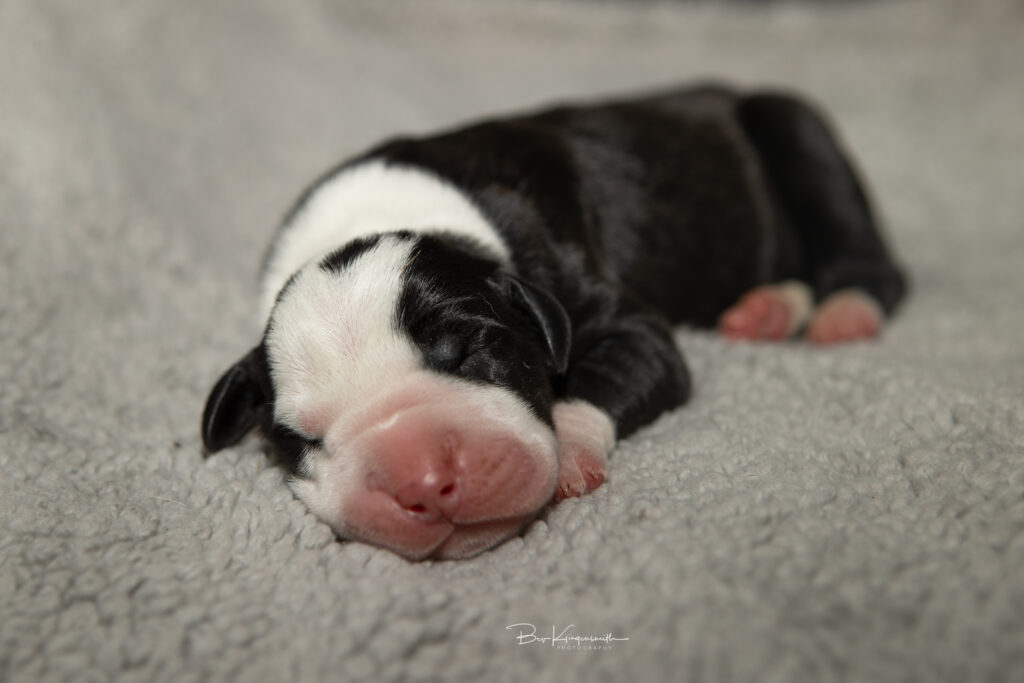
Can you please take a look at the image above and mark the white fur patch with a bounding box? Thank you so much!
[265,235,418,437]
[775,280,814,335]
[261,159,510,320]
[553,400,616,454]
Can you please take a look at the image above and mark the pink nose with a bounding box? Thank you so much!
[365,408,465,522]
[393,464,460,522]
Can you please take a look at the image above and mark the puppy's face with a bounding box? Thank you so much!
[203,233,571,560]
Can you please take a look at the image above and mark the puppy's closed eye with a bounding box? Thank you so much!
[424,333,467,371]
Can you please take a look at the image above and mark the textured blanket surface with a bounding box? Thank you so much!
[3,1,1023,681]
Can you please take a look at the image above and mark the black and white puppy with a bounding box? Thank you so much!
[202,83,906,560]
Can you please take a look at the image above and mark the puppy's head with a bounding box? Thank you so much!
[202,232,570,560]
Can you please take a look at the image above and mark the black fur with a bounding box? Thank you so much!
[319,234,383,274]
[736,93,907,313]
[352,83,904,436]
[263,422,320,475]
[396,234,567,425]
[204,82,906,456]
[319,230,418,274]
[201,345,270,453]
[201,341,314,475]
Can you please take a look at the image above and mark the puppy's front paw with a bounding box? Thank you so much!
[806,289,882,344]
[552,401,615,502]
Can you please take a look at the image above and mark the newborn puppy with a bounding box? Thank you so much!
[201,83,906,560]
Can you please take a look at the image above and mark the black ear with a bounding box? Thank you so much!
[201,346,269,453]
[497,273,571,375]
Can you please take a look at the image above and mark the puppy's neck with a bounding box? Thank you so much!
[259,159,509,321]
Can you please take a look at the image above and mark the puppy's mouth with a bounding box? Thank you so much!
[338,488,544,561]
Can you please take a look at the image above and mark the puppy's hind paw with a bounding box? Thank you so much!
[718,281,813,342]
[806,289,883,345]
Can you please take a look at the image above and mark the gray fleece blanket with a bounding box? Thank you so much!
[3,1,1023,681]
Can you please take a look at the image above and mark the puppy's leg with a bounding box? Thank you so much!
[553,312,690,500]
[737,92,907,344]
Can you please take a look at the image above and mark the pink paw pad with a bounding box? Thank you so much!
[551,401,614,503]
[554,446,607,502]
[719,282,812,341]
[806,290,882,345]
[719,289,791,340]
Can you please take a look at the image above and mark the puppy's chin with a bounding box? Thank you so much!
[429,517,533,560]
[344,514,533,561]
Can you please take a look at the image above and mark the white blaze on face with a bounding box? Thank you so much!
[267,239,417,434]
[264,237,559,559]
